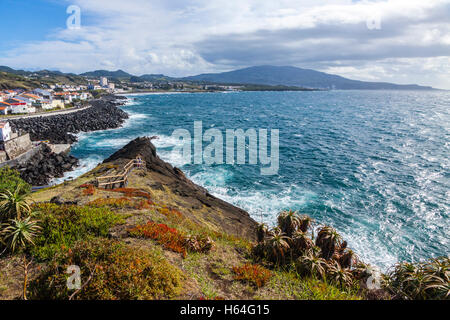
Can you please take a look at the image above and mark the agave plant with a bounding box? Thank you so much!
[326,261,354,288]
[0,185,32,222]
[277,210,302,237]
[266,227,290,265]
[385,257,450,300]
[251,242,267,260]
[256,223,269,243]
[315,226,342,260]
[336,249,355,269]
[296,249,327,279]
[298,215,314,233]
[0,217,41,253]
[290,230,313,257]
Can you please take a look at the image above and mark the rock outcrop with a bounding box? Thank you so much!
[17,144,79,186]
[103,137,258,240]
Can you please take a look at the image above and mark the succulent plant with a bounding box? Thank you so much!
[315,226,342,260]
[266,227,290,265]
[277,210,301,237]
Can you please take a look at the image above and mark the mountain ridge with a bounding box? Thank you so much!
[183,65,435,90]
[0,65,437,90]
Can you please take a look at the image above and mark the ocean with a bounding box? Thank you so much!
[58,90,449,270]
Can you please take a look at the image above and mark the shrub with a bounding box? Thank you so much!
[129,222,187,257]
[184,234,215,253]
[28,239,184,300]
[256,223,269,243]
[232,264,272,288]
[87,197,153,210]
[81,184,96,196]
[385,257,449,300]
[0,217,41,253]
[277,210,301,237]
[0,167,31,195]
[1,184,32,223]
[31,203,122,261]
[315,226,342,260]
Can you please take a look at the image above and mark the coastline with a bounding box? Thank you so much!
[6,94,129,186]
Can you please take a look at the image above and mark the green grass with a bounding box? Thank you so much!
[31,203,123,261]
[28,239,184,300]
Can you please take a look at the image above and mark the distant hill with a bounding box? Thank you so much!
[139,74,175,82]
[80,69,132,79]
[1,65,437,90]
[184,65,435,90]
[0,67,88,90]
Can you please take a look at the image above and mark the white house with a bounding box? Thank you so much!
[0,102,9,115]
[0,122,12,142]
[100,77,108,87]
[33,89,52,100]
[5,99,36,114]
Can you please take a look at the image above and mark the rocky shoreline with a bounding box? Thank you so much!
[10,95,128,144]
[17,144,79,186]
[8,95,129,186]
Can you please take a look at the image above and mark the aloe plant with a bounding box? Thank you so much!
[315,226,342,260]
[0,185,32,222]
[296,249,327,279]
[298,215,314,233]
[337,249,355,269]
[326,261,354,288]
[386,257,450,300]
[256,223,269,243]
[0,217,41,253]
[266,227,290,265]
[277,210,301,237]
[290,230,313,256]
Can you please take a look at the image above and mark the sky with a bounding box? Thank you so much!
[0,0,449,89]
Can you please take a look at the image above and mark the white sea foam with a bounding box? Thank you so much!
[51,155,103,185]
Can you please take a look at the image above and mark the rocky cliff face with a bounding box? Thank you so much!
[103,137,258,240]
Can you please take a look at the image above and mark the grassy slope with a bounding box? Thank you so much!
[0,71,87,90]
[0,164,362,300]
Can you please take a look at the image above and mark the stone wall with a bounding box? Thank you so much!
[0,151,7,163]
[4,133,32,160]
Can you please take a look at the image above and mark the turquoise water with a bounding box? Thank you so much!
[65,90,449,269]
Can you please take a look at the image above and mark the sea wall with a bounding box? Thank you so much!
[16,144,79,186]
[5,95,128,185]
[3,133,32,160]
[9,96,129,144]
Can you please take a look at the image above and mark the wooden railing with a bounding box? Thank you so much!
[96,157,146,189]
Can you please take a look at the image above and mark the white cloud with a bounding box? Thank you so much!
[0,0,449,88]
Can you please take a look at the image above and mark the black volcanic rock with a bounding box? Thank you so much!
[10,97,128,144]
[17,144,79,186]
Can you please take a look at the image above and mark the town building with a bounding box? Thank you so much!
[100,77,108,87]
